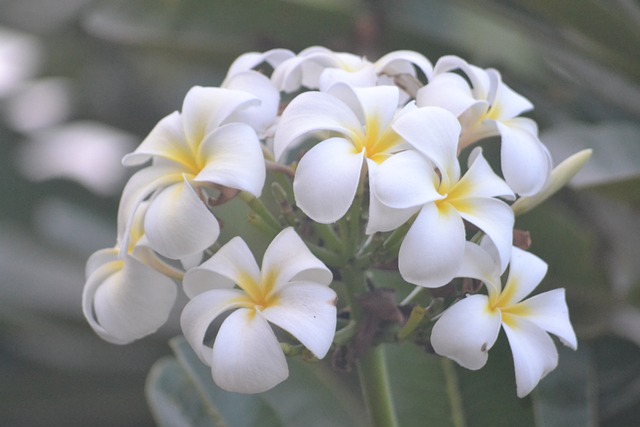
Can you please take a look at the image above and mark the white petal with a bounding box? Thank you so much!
[503,247,548,304]
[491,76,533,119]
[398,202,466,288]
[273,91,361,161]
[196,122,266,197]
[122,111,188,167]
[264,283,337,358]
[416,73,478,117]
[212,309,288,393]
[225,48,294,78]
[373,149,442,209]
[183,236,260,298]
[392,106,461,185]
[293,137,364,223]
[454,198,514,273]
[352,85,400,132]
[85,247,118,278]
[431,294,501,370]
[502,316,558,397]
[497,119,552,196]
[180,288,247,364]
[224,70,280,133]
[375,50,433,81]
[366,159,420,233]
[458,147,514,200]
[516,289,577,350]
[181,86,259,149]
[457,242,502,297]
[261,228,332,288]
[144,178,220,259]
[83,255,176,344]
[116,164,184,244]
[318,66,377,91]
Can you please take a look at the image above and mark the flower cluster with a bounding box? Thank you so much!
[83,46,587,396]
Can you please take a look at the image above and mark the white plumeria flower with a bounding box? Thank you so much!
[82,202,181,344]
[374,106,514,288]
[180,227,337,393]
[272,46,432,93]
[431,244,577,397]
[222,49,294,137]
[273,83,417,231]
[417,55,552,196]
[119,86,266,260]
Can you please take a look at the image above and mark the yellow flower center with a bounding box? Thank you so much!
[352,115,402,164]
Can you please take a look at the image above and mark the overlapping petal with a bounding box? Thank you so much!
[212,309,289,393]
[431,294,502,370]
[263,283,337,357]
[261,227,332,288]
[196,122,266,197]
[502,316,558,398]
[293,137,364,223]
[497,119,552,196]
[398,202,466,288]
[83,253,176,344]
[144,177,220,260]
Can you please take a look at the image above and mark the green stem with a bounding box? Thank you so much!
[356,345,400,427]
[341,265,399,427]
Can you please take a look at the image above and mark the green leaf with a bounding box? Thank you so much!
[146,357,221,427]
[532,346,596,427]
[166,336,367,427]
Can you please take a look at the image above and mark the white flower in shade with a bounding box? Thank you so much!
[82,202,181,344]
[374,106,515,288]
[273,83,417,232]
[272,46,432,93]
[417,55,552,196]
[119,86,266,260]
[180,227,337,393]
[431,244,578,397]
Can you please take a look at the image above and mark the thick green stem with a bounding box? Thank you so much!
[356,345,400,427]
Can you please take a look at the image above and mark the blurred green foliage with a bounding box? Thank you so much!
[1,0,639,425]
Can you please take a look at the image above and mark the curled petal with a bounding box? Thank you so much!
[376,50,433,81]
[491,77,534,119]
[398,203,466,288]
[497,119,552,196]
[457,242,502,296]
[261,227,332,289]
[318,66,377,91]
[225,48,294,79]
[180,288,247,365]
[144,178,220,260]
[196,122,266,197]
[183,236,261,298]
[516,289,578,350]
[502,316,558,397]
[431,294,501,370]
[212,309,288,393]
[264,283,337,358]
[293,137,364,223]
[83,255,176,344]
[85,247,118,278]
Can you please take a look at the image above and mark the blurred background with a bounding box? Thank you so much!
[1,0,639,426]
